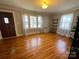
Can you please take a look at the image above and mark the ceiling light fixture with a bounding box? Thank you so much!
[42,0,48,9]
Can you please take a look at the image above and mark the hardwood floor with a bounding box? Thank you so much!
[0,33,71,59]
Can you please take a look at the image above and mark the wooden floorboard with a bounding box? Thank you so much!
[0,33,71,59]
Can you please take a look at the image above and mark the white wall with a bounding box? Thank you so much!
[42,15,50,33]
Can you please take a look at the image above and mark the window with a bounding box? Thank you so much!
[57,14,73,37]
[23,15,43,29]
[38,16,42,28]
[30,16,37,28]
[4,17,9,24]
[23,15,29,29]
[59,14,73,30]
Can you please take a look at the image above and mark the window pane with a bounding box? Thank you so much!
[4,17,9,24]
[30,16,37,28]
[38,16,42,28]
[59,14,73,30]
[59,22,65,29]
[23,15,29,28]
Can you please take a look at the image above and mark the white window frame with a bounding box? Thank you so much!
[23,15,43,29]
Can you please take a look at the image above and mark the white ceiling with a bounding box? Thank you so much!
[0,0,79,13]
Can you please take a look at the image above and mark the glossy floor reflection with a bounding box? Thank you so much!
[57,40,67,53]
[0,33,71,59]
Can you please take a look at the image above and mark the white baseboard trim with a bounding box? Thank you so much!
[16,34,24,37]
[25,32,40,35]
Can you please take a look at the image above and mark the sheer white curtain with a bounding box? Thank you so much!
[23,15,29,29]
[22,15,29,35]
[57,14,73,37]
[38,16,43,28]
[23,15,43,29]
[22,15,43,35]
[30,16,37,28]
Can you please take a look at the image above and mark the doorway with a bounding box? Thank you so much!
[0,12,16,38]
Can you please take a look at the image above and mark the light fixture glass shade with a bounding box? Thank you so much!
[42,1,48,9]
